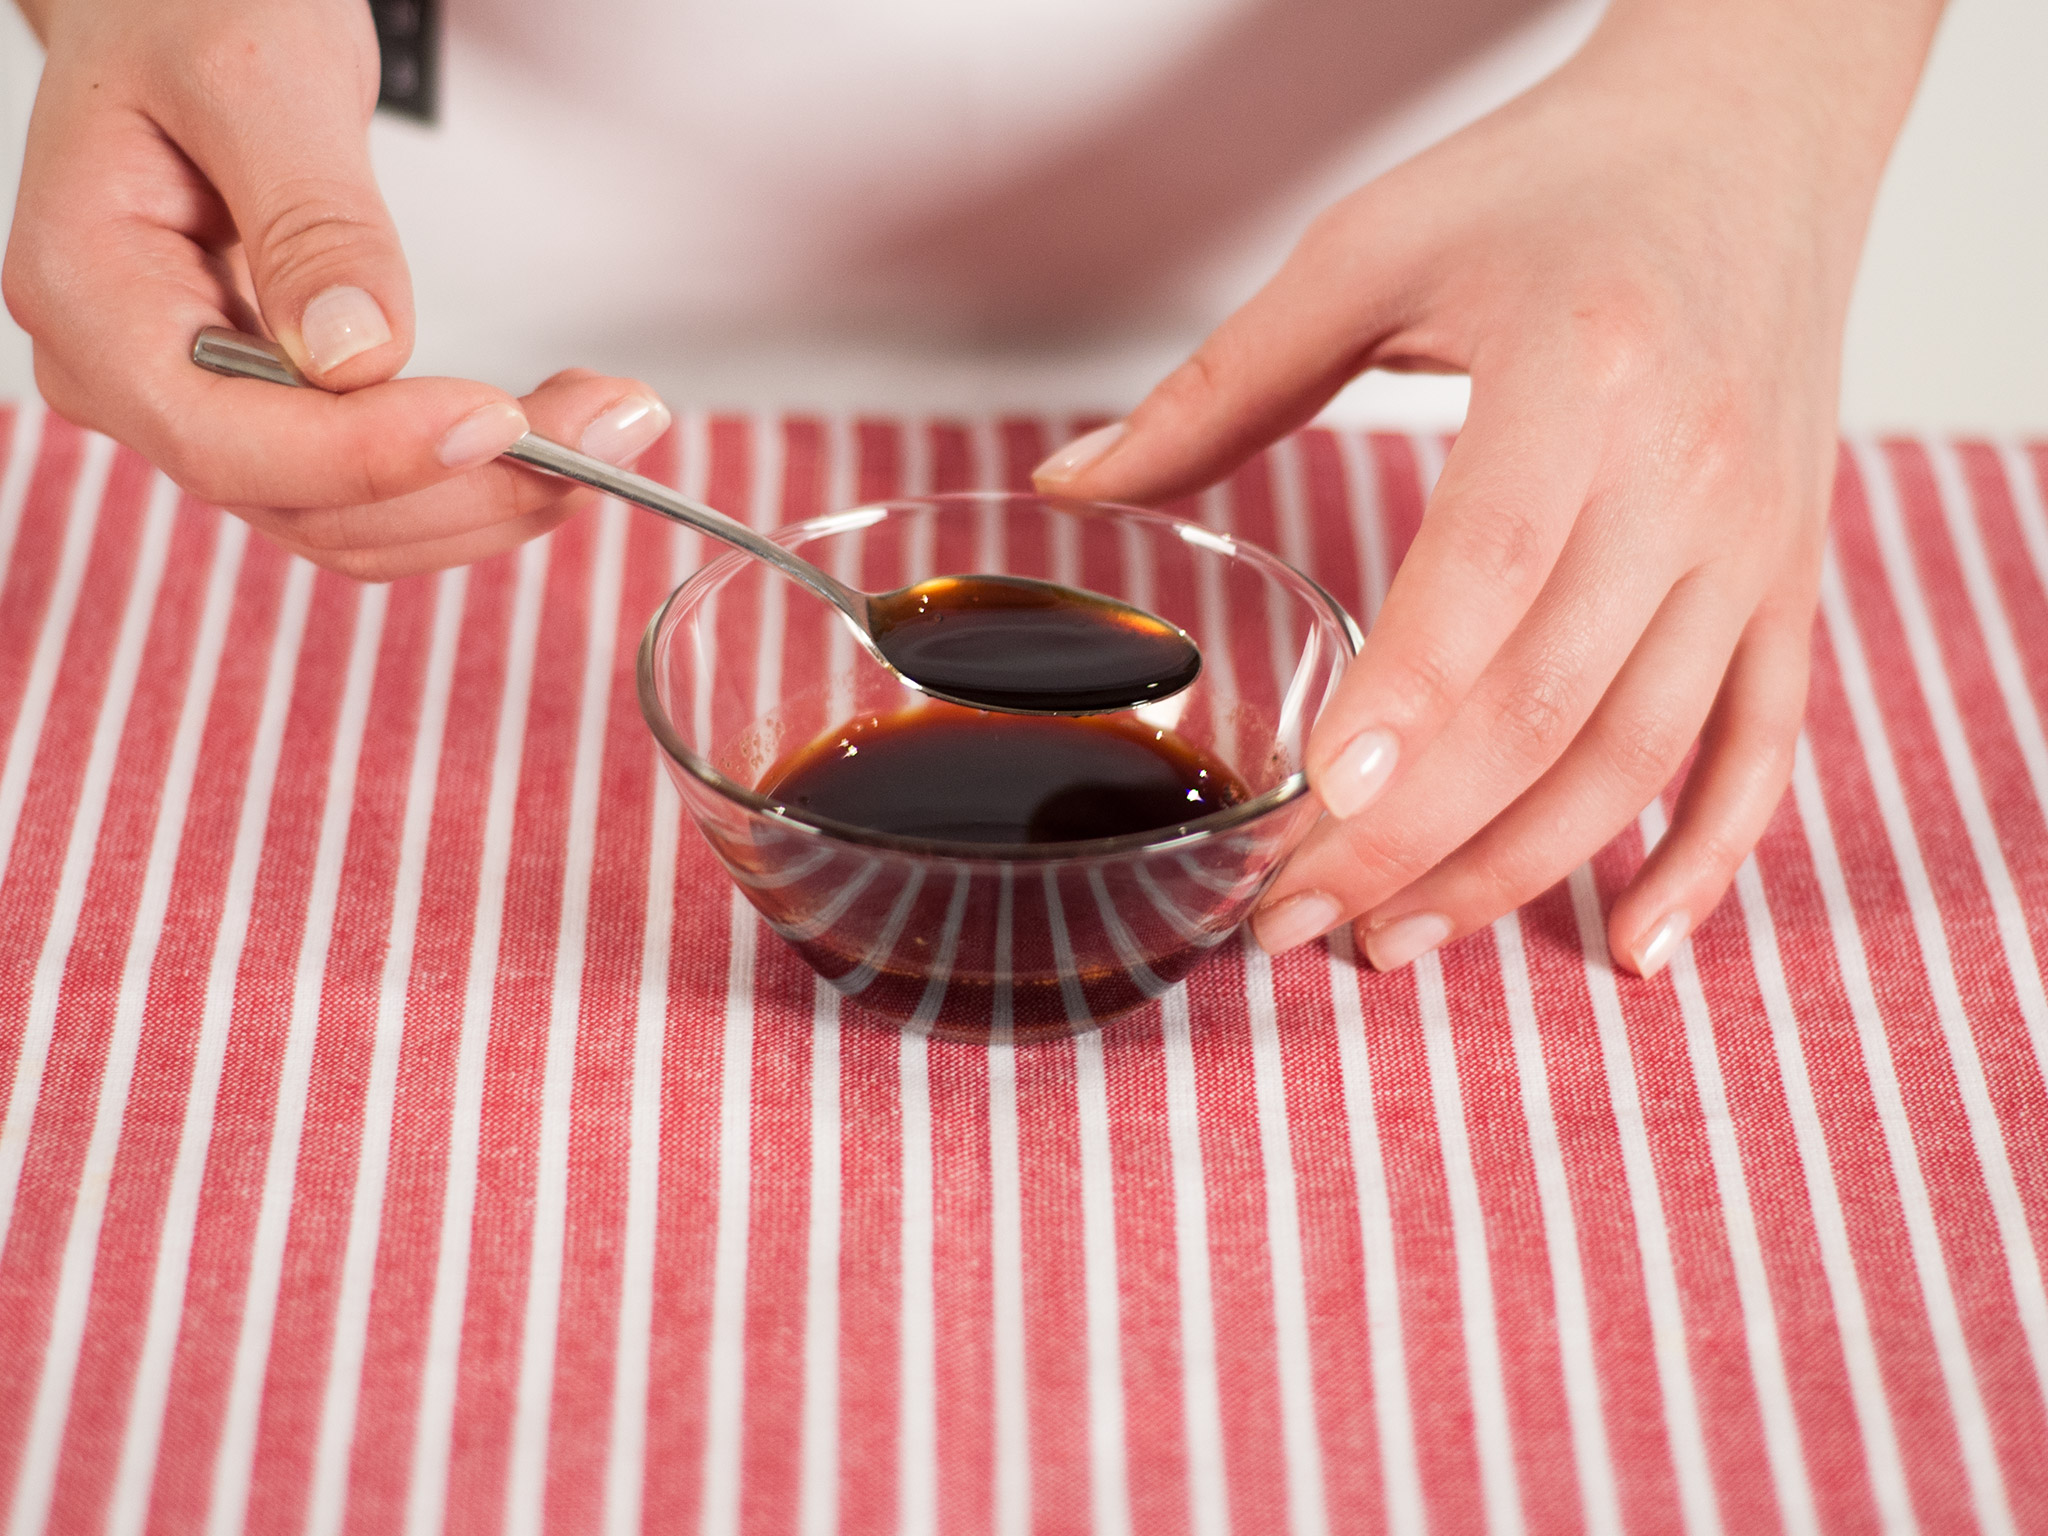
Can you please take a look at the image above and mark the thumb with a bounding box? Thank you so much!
[1033,221,1411,506]
[162,8,412,388]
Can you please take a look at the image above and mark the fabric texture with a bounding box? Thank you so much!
[0,406,2046,1535]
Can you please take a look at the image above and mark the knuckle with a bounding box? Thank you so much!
[1448,496,1551,596]
[1152,348,1227,419]
[250,183,386,292]
[1493,659,1579,766]
[1562,282,1662,396]
[1384,639,1461,723]
[1600,703,1695,791]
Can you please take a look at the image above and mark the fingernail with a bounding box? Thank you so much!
[581,394,673,465]
[300,285,391,375]
[1629,911,1690,978]
[437,400,529,469]
[1252,890,1342,954]
[1032,422,1125,487]
[1317,728,1399,819]
[1363,911,1452,972]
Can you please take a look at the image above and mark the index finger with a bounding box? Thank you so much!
[1303,352,1603,820]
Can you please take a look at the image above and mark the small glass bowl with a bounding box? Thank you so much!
[637,492,1360,1041]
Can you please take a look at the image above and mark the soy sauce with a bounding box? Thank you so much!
[762,703,1248,844]
[866,575,1202,715]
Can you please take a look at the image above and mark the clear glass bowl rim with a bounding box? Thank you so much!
[635,490,1364,863]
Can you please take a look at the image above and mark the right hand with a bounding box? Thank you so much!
[3,0,670,580]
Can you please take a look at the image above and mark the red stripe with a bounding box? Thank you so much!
[830,417,908,1535]
[0,448,157,1509]
[1350,956,1493,1533]
[1185,949,1293,1534]
[1793,601,1996,1530]
[145,568,366,1536]
[1098,1009,1191,1536]
[443,511,600,1536]
[1685,801,1887,1532]
[340,551,513,1536]
[1826,449,2048,1517]
[930,1034,996,1536]
[72,529,288,1525]
[637,416,757,1532]
[1266,949,1388,1533]
[239,573,435,1536]
[0,445,150,1122]
[0,416,86,761]
[543,430,680,1536]
[733,419,831,1533]
[29,495,222,1533]
[1515,884,1690,1532]
[1014,1037,1090,1531]
[1590,832,1785,1533]
[1435,932,1584,1536]
[1956,443,2048,761]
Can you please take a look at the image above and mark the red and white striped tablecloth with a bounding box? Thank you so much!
[2,404,2047,1536]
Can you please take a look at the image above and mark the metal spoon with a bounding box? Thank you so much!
[192,327,1200,716]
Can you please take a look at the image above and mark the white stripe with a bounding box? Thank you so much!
[105,555,316,1536]
[1638,807,1818,1536]
[1728,852,1915,1532]
[1266,440,1317,759]
[1324,933,1425,1535]
[1996,442,2048,597]
[825,417,857,725]
[798,979,842,1536]
[988,886,1030,1536]
[1411,949,1522,1536]
[209,578,389,1536]
[702,413,777,1536]
[1159,985,1228,1536]
[1242,934,1332,1536]
[1334,431,1388,620]
[1411,433,1447,500]
[898,1025,937,1536]
[0,467,174,1249]
[6,484,225,1536]
[1813,551,2020,1535]
[1864,440,2048,1161]
[1870,442,2048,1394]
[0,432,112,898]
[696,887,758,1536]
[306,567,468,1536]
[1193,488,1246,772]
[1565,867,1722,1536]
[976,428,1030,1536]
[408,537,552,1536]
[505,500,630,1536]
[607,453,707,1536]
[1073,1028,1132,1536]
[0,399,47,591]
[1492,914,1622,1536]
[1929,443,2048,830]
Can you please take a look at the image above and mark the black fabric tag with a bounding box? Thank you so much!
[371,0,439,123]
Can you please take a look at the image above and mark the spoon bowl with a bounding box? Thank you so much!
[192,329,1200,715]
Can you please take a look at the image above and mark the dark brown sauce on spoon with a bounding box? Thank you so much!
[866,575,1202,715]
[762,703,1247,844]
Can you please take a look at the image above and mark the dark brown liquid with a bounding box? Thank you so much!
[761,703,1248,844]
[867,575,1202,715]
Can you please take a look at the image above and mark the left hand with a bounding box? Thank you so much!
[1032,0,1941,977]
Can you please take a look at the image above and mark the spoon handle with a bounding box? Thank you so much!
[190,328,868,624]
